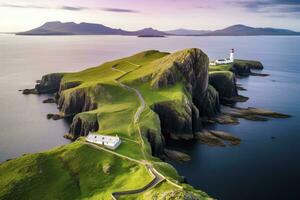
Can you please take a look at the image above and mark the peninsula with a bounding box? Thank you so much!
[1,48,290,199]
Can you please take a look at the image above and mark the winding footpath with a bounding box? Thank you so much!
[112,64,146,153]
[85,64,182,199]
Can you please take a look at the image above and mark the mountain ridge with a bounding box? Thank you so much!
[17,21,169,36]
[203,24,300,36]
[17,21,300,36]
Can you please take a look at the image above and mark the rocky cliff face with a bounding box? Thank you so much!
[151,48,209,96]
[35,73,98,138]
[57,88,97,116]
[151,100,201,140]
[149,49,219,139]
[35,73,63,94]
[195,85,220,117]
[209,72,238,101]
[232,60,263,76]
[56,84,98,139]
[144,129,165,156]
[69,113,99,138]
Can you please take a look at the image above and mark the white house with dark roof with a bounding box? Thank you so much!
[210,49,235,66]
[86,133,121,150]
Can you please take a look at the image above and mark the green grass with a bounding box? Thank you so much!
[209,70,234,79]
[115,139,145,160]
[136,82,186,106]
[209,63,232,72]
[0,142,153,200]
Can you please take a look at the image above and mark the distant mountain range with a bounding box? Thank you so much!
[17,21,168,36]
[17,21,300,36]
[202,24,300,36]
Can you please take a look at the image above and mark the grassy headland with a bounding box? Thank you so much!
[3,49,282,199]
[3,49,217,200]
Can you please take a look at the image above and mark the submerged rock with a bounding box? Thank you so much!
[209,130,241,146]
[164,149,191,162]
[47,113,63,120]
[43,98,55,103]
[22,88,38,95]
[236,83,247,91]
[195,129,240,146]
[203,113,239,125]
[225,106,291,120]
[195,130,226,147]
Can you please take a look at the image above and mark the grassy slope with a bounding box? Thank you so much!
[0,50,211,199]
[209,64,233,72]
[0,142,153,200]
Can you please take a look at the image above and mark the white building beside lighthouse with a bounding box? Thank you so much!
[210,49,235,66]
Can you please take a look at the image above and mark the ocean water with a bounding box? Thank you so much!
[0,34,299,199]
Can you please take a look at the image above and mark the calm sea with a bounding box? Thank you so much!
[0,34,299,200]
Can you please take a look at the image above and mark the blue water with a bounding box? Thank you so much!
[166,37,300,200]
[0,35,299,199]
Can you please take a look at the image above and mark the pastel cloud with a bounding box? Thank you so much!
[234,0,300,13]
[0,4,139,13]
[0,0,300,32]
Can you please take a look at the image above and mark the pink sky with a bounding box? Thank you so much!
[0,0,300,32]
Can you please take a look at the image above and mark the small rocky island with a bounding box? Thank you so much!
[138,34,166,38]
[2,48,290,200]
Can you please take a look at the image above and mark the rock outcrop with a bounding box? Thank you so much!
[149,49,220,139]
[232,60,264,76]
[57,88,97,117]
[43,98,55,103]
[194,85,220,118]
[144,129,165,156]
[195,129,241,146]
[69,113,99,139]
[209,72,238,100]
[152,100,200,140]
[151,48,209,97]
[35,73,64,94]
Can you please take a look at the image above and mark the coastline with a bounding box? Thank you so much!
[0,42,292,198]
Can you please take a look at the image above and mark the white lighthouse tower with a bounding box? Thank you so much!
[230,48,234,62]
[210,48,235,66]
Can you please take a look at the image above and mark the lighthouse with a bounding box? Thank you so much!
[210,48,236,66]
[230,48,234,62]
